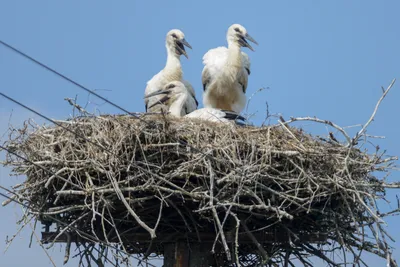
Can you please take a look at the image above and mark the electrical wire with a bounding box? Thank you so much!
[0,39,227,164]
[0,146,156,267]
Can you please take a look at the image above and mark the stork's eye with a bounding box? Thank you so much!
[234,28,241,33]
[171,33,178,38]
[167,84,176,89]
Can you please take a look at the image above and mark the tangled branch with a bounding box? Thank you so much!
[0,80,398,266]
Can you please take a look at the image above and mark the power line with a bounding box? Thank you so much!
[0,39,229,163]
[0,93,228,192]
[0,92,227,251]
[0,40,241,265]
[0,145,157,267]
[0,144,83,190]
[0,184,32,211]
[0,194,156,267]
[0,92,112,154]
[0,40,135,116]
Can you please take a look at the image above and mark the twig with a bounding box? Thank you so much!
[241,221,269,263]
[352,79,396,146]
[207,159,231,261]
[107,171,156,239]
[280,116,352,145]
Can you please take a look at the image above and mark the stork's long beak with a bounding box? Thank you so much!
[144,89,172,110]
[239,33,258,51]
[180,38,192,49]
[176,38,192,59]
[143,89,170,99]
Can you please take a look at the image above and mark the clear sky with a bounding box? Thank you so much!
[0,1,399,266]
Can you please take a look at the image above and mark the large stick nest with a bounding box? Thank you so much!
[1,114,399,266]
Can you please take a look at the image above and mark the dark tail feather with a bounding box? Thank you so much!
[221,110,247,125]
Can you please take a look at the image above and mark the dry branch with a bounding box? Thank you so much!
[0,80,399,266]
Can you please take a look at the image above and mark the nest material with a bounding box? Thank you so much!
[2,114,398,266]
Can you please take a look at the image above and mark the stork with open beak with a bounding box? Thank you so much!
[144,29,194,113]
[144,81,198,117]
[202,24,258,114]
[144,81,245,125]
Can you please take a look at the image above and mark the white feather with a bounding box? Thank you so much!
[150,81,243,125]
[201,24,256,114]
[202,46,251,113]
[149,81,198,117]
[144,30,195,113]
[185,107,244,124]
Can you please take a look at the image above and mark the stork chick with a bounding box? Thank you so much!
[144,81,198,117]
[145,81,245,125]
[202,24,258,113]
[144,29,194,113]
[185,108,246,125]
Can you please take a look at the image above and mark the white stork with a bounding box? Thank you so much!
[144,81,198,117]
[202,24,257,113]
[144,81,245,125]
[144,29,194,113]
[185,108,246,125]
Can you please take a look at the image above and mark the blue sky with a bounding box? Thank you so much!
[0,1,399,266]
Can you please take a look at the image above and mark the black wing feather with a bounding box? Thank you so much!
[221,110,246,122]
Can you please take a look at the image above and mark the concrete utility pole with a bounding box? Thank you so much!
[164,242,211,267]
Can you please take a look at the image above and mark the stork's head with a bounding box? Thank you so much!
[166,29,192,59]
[227,24,258,51]
[144,81,192,117]
[144,81,189,109]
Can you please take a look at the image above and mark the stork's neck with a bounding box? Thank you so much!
[169,93,187,117]
[226,42,242,68]
[164,46,183,80]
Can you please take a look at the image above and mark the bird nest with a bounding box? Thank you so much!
[1,113,399,267]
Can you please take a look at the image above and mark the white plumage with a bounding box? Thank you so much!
[145,81,245,125]
[185,107,245,124]
[202,24,257,114]
[144,81,198,117]
[144,29,194,113]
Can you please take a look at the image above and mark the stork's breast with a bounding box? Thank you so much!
[163,68,183,84]
[208,85,242,110]
[212,71,241,95]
